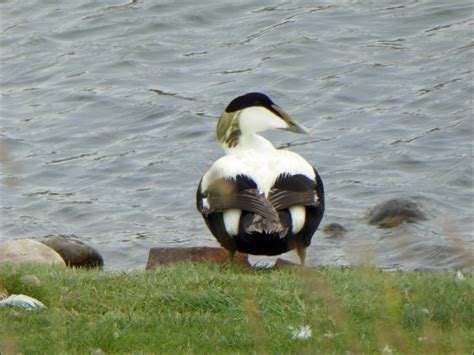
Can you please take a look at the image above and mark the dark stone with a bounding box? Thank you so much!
[367,199,427,228]
[146,247,250,269]
[323,223,348,236]
[40,235,104,268]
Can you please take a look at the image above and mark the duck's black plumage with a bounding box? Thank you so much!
[196,92,325,264]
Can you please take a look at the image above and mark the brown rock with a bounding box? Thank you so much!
[0,239,65,266]
[146,247,250,269]
[275,258,299,268]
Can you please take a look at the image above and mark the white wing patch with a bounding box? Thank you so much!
[289,205,306,234]
[223,209,242,236]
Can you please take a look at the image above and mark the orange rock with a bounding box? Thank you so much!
[274,258,299,268]
[146,247,250,269]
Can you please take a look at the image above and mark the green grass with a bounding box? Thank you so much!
[0,262,472,354]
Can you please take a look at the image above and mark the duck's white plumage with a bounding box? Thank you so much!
[222,205,307,237]
[202,134,315,237]
[223,208,242,236]
[201,135,316,196]
[289,205,306,234]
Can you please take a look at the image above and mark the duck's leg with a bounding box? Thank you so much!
[296,246,306,265]
[227,249,236,263]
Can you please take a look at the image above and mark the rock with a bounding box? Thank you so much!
[0,239,65,266]
[275,258,299,268]
[323,223,348,236]
[146,247,250,269]
[20,275,41,287]
[39,235,103,268]
[367,199,427,228]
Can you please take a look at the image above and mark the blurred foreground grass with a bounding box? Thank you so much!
[0,262,472,354]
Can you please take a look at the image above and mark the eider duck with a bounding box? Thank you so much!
[196,92,324,264]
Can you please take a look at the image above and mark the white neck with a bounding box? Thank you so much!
[223,133,275,155]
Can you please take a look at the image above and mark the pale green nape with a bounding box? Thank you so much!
[216,111,241,148]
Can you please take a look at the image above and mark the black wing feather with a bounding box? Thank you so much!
[204,189,279,222]
[269,189,318,211]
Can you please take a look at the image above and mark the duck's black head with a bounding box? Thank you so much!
[225,92,277,115]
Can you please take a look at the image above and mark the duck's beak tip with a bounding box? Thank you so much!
[285,122,310,135]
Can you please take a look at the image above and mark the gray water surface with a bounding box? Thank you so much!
[1,0,472,270]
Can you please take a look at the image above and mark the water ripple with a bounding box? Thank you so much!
[1,0,472,270]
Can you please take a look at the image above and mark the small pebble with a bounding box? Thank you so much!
[420,308,430,315]
[20,275,41,287]
[290,325,312,340]
[455,270,464,282]
[323,331,339,338]
[382,345,393,355]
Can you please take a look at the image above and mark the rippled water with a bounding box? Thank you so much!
[1,0,472,270]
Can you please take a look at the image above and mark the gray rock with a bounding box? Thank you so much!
[40,235,104,268]
[367,199,427,228]
[0,294,46,309]
[0,239,66,266]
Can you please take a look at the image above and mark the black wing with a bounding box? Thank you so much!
[197,176,279,222]
[269,173,321,210]
[196,169,325,254]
